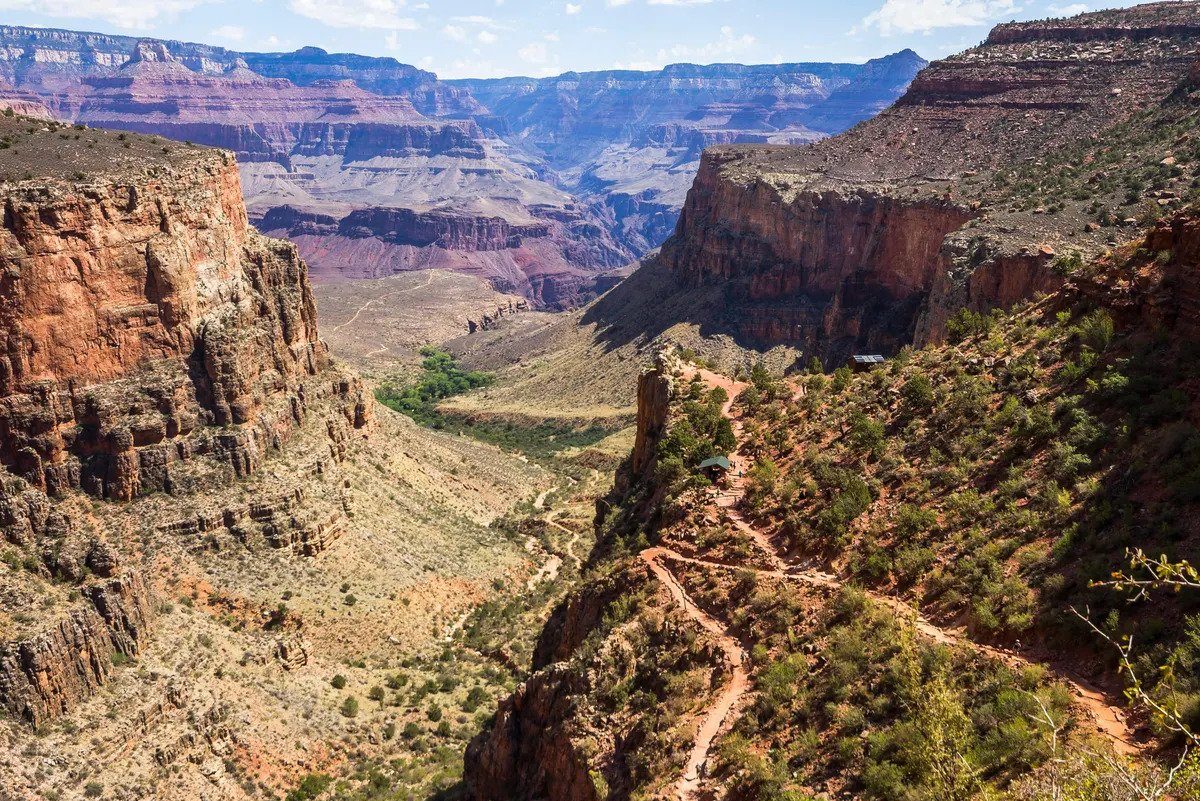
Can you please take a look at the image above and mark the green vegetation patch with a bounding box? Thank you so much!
[376,347,618,462]
[376,347,493,427]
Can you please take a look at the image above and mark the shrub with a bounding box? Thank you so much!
[901,374,936,412]
[331,674,347,690]
[814,470,873,545]
[340,696,359,717]
[462,685,490,713]
[286,774,333,801]
[946,308,993,342]
[895,504,937,539]
[849,412,886,458]
[1074,310,1114,352]
[1052,251,1085,276]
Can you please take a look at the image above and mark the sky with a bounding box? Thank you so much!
[0,0,1141,79]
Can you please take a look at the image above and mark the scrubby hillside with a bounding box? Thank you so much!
[462,210,1200,801]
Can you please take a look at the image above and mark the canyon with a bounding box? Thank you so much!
[0,25,923,308]
[4,2,1200,801]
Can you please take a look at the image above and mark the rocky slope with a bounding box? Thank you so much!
[454,53,926,253]
[657,1,1200,362]
[464,201,1200,799]
[0,118,551,801]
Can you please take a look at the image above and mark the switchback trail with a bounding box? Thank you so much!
[526,487,582,589]
[640,547,749,801]
[683,364,1142,756]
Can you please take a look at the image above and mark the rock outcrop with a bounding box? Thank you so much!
[467,300,530,334]
[0,144,366,500]
[657,1,1200,361]
[464,665,597,801]
[0,570,150,727]
[0,118,368,726]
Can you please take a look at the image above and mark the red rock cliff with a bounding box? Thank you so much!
[0,149,366,501]
[0,125,369,726]
[657,1,1200,359]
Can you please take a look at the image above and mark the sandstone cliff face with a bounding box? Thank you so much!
[338,208,550,251]
[664,153,976,356]
[0,123,369,726]
[0,26,476,119]
[267,203,633,310]
[0,150,366,501]
[656,2,1200,359]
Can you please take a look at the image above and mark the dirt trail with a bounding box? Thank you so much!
[526,487,583,589]
[640,547,749,801]
[329,271,438,335]
[545,511,583,569]
[685,364,1143,757]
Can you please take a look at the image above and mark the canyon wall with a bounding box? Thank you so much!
[0,26,931,306]
[0,32,633,308]
[655,1,1200,360]
[456,53,927,255]
[0,122,368,726]
[0,149,366,501]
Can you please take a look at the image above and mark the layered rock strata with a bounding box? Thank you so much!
[0,122,368,726]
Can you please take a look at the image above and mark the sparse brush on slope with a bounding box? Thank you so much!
[732,226,1200,740]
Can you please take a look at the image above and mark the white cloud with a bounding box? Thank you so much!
[210,24,245,41]
[565,2,582,13]
[453,14,503,26]
[544,32,561,41]
[288,0,418,30]
[442,24,467,41]
[518,41,548,63]
[0,0,210,29]
[477,29,499,44]
[655,25,756,63]
[860,0,1017,35]
[606,0,632,6]
[1047,2,1088,15]
[648,0,718,4]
